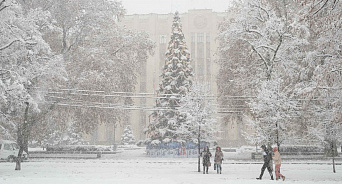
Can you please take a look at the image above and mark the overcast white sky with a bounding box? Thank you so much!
[120,0,232,14]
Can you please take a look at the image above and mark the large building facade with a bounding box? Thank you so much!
[86,10,249,147]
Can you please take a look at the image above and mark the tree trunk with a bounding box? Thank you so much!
[276,122,281,151]
[332,141,336,173]
[198,125,201,172]
[333,155,336,173]
[15,102,29,170]
[15,148,24,170]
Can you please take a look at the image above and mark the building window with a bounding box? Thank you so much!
[140,81,146,92]
[160,35,167,44]
[191,33,196,43]
[159,43,167,70]
[206,59,211,82]
[197,43,204,59]
[197,33,204,43]
[206,33,210,43]
[197,58,204,77]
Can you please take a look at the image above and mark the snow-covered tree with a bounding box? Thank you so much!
[178,82,217,172]
[297,1,342,172]
[0,0,66,170]
[28,106,84,147]
[25,0,154,135]
[219,0,308,81]
[217,0,310,147]
[178,82,217,142]
[145,11,193,143]
[121,125,136,145]
[245,79,300,148]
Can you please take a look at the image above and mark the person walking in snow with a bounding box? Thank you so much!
[201,146,212,174]
[256,145,274,180]
[272,147,285,181]
[214,146,224,174]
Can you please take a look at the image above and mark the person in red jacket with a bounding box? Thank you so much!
[272,147,285,181]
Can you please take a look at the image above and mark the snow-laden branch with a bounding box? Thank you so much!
[249,1,270,19]
[312,0,329,15]
[247,40,269,73]
[331,68,342,72]
[0,0,8,12]
[271,32,283,63]
[255,45,276,52]
[0,39,21,51]
[317,86,342,90]
[245,28,263,37]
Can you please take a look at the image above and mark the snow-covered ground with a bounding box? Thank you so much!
[0,148,341,184]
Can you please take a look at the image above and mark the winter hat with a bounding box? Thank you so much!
[273,147,278,152]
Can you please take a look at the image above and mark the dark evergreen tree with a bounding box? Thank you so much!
[146,12,193,144]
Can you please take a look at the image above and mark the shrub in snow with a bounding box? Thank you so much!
[46,145,112,152]
[121,125,136,145]
[151,140,161,145]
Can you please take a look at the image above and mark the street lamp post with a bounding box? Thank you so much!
[113,122,117,151]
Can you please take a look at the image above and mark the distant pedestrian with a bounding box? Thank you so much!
[201,146,212,174]
[272,147,285,181]
[256,145,274,180]
[214,146,224,174]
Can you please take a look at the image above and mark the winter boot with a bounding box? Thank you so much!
[256,173,263,180]
[269,172,274,180]
[282,176,285,181]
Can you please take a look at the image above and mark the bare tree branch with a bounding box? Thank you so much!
[0,39,21,51]
[271,32,283,63]
[313,0,329,15]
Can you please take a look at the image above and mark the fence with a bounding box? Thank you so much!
[146,141,209,158]
[147,148,199,158]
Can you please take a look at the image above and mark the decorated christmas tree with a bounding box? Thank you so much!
[121,125,136,145]
[146,12,193,144]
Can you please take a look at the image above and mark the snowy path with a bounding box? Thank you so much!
[0,148,341,184]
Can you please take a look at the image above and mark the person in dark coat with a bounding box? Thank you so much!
[256,145,274,180]
[214,146,224,174]
[201,146,212,174]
